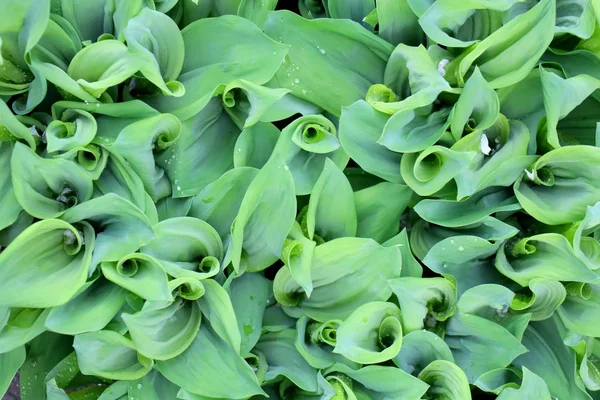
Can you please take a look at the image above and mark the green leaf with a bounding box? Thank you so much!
[0,143,22,231]
[109,113,181,201]
[496,233,599,286]
[122,297,202,360]
[197,279,241,352]
[157,98,239,198]
[11,142,94,219]
[354,182,413,243]
[334,301,403,364]
[123,8,185,97]
[514,145,600,225]
[388,276,458,333]
[446,0,555,88]
[418,360,472,400]
[68,40,142,98]
[146,15,288,121]
[141,217,223,280]
[394,330,454,376]
[264,10,393,117]
[511,278,567,322]
[274,237,401,321]
[0,219,94,308]
[0,309,50,354]
[73,330,153,380]
[339,100,403,183]
[514,316,592,400]
[327,0,375,24]
[62,193,155,267]
[45,277,127,335]
[400,145,476,196]
[0,346,25,398]
[368,44,450,115]
[188,167,259,239]
[383,228,423,278]
[497,367,552,400]
[255,329,318,392]
[231,155,296,273]
[229,273,271,354]
[305,158,357,241]
[237,0,278,27]
[376,0,423,46]
[46,108,97,153]
[156,323,264,399]
[101,253,173,302]
[127,370,180,400]
[271,114,348,195]
[234,122,280,169]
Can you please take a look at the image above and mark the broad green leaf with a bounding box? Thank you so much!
[264,10,393,117]
[339,100,403,183]
[229,273,271,354]
[157,98,239,198]
[218,79,290,128]
[539,67,600,149]
[514,316,592,400]
[378,107,451,153]
[388,276,457,333]
[188,167,259,239]
[368,44,450,115]
[156,323,264,399]
[237,0,278,27]
[281,221,317,296]
[109,113,181,201]
[305,158,357,241]
[0,308,50,354]
[146,15,288,121]
[54,143,109,180]
[295,316,357,370]
[0,142,21,231]
[394,330,454,376]
[376,0,424,46]
[0,219,93,308]
[101,253,172,302]
[326,363,429,400]
[354,182,413,243]
[445,311,527,382]
[197,279,241,352]
[327,0,375,24]
[514,145,600,225]
[127,370,180,400]
[511,278,567,321]
[445,0,556,88]
[274,237,401,321]
[496,367,552,400]
[234,122,280,169]
[450,67,499,140]
[122,297,202,360]
[418,360,471,400]
[0,346,25,398]
[73,330,153,380]
[555,0,596,39]
[255,329,318,392]
[11,142,94,219]
[557,283,600,337]
[62,193,155,267]
[67,40,142,98]
[415,187,521,227]
[400,145,476,196]
[46,277,127,335]
[383,228,423,278]
[46,108,97,153]
[141,217,223,280]
[124,8,185,97]
[271,114,348,195]
[0,99,37,148]
[496,233,599,286]
[453,118,537,200]
[334,301,403,364]
[231,155,296,273]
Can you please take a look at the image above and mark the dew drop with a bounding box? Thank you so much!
[294,78,300,84]
[301,89,308,95]
[137,383,143,390]
[319,48,326,54]
[176,186,181,191]
[284,165,289,171]
[458,246,465,251]
[273,52,277,55]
